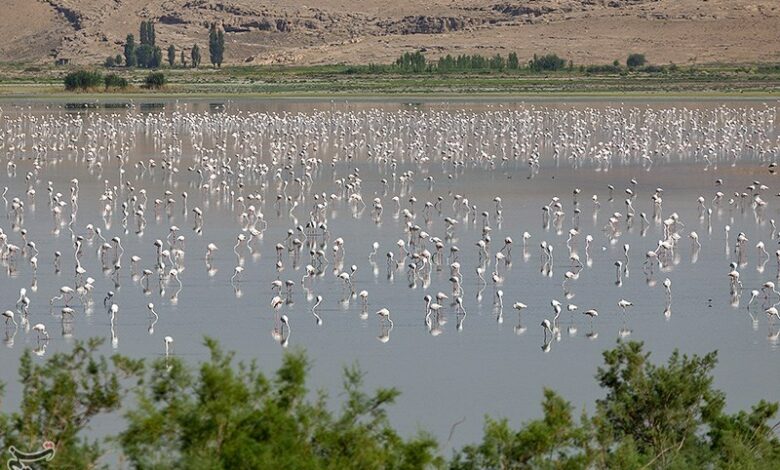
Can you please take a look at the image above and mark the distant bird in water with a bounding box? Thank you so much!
[164,336,174,357]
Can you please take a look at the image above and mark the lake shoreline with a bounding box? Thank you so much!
[2,65,779,98]
[1,88,778,101]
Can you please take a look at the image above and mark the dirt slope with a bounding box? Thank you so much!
[1,0,778,66]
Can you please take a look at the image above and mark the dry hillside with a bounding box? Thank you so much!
[0,0,778,66]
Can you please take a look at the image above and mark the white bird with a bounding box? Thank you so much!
[33,323,49,340]
[583,309,599,327]
[2,310,17,327]
[765,307,780,322]
[618,299,633,316]
[311,296,323,325]
[541,319,554,338]
[164,336,174,356]
[376,308,393,327]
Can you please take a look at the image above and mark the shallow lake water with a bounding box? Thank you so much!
[0,98,778,455]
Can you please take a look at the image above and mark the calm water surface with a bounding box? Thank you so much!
[0,98,778,455]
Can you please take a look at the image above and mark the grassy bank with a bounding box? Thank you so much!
[1,63,779,97]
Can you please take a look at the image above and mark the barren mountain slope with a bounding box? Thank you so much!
[1,0,778,65]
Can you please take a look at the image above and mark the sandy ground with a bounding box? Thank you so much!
[0,0,778,66]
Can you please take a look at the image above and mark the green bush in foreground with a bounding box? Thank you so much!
[120,338,440,469]
[0,339,777,469]
[0,338,143,468]
[452,342,780,469]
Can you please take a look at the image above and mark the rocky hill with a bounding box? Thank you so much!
[0,0,778,66]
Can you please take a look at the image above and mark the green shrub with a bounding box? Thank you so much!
[756,64,780,74]
[452,341,780,469]
[104,73,128,89]
[641,64,666,73]
[529,53,567,71]
[367,63,390,73]
[144,72,166,88]
[0,339,143,467]
[118,338,441,468]
[627,53,647,68]
[63,70,104,91]
[585,64,623,74]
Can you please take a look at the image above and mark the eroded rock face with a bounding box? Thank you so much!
[276,18,292,32]
[159,14,188,25]
[492,4,556,18]
[379,16,482,35]
[223,24,250,32]
[44,0,85,30]
[241,19,275,31]
[490,0,659,18]
[604,0,661,7]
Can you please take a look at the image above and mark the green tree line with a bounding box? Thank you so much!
[116,20,221,70]
[63,70,166,91]
[0,338,777,468]
[64,70,128,91]
[394,51,569,73]
[391,51,668,75]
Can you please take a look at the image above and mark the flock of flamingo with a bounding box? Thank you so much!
[0,102,778,357]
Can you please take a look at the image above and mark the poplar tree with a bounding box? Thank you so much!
[208,23,225,68]
[191,44,201,68]
[124,34,137,67]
